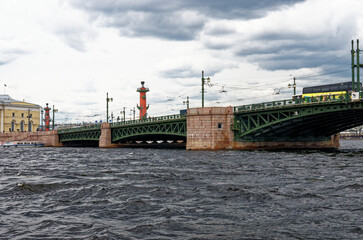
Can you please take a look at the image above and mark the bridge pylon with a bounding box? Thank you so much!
[351,39,362,93]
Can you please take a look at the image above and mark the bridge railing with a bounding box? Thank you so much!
[58,124,102,133]
[110,113,187,127]
[57,114,186,133]
[234,93,351,112]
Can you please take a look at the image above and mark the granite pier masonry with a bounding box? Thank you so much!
[186,107,234,150]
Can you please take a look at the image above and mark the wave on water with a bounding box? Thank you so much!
[0,144,362,239]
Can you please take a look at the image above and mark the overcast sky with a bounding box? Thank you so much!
[0,0,362,123]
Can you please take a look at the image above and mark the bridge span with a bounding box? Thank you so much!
[2,95,363,150]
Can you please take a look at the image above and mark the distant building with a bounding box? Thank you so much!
[0,95,41,133]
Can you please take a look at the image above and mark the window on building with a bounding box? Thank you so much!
[22,113,24,118]
[28,122,32,132]
[12,112,15,117]
[218,123,223,129]
[20,121,24,132]
[11,121,15,132]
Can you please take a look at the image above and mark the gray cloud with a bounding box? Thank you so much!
[0,48,29,66]
[184,0,305,19]
[233,15,358,75]
[104,11,205,41]
[159,67,201,79]
[159,62,237,79]
[69,0,356,84]
[70,0,304,41]
[54,24,98,52]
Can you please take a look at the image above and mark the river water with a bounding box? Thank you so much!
[0,141,362,239]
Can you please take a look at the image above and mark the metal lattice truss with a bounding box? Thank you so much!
[234,101,363,141]
[111,119,186,142]
[59,129,101,142]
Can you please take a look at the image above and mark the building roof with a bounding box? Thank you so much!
[0,94,41,108]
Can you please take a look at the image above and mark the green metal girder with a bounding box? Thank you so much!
[234,101,363,141]
[58,115,186,143]
[59,129,101,142]
[111,118,186,142]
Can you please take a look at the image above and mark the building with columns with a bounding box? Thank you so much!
[0,95,41,133]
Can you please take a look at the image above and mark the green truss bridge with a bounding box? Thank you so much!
[57,93,363,149]
[58,114,187,147]
[233,94,363,144]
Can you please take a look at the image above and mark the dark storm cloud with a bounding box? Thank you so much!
[70,0,304,41]
[102,11,204,41]
[236,26,357,74]
[184,0,305,19]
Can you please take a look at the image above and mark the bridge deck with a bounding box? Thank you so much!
[234,93,351,113]
[58,114,187,143]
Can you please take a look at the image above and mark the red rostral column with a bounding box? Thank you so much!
[44,103,51,131]
[137,81,149,119]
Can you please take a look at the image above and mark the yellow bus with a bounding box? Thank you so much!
[302,82,361,98]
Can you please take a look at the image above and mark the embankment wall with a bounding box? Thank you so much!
[0,130,62,147]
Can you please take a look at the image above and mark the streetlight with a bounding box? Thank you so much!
[27,109,32,132]
[201,71,210,108]
[40,108,44,131]
[288,77,296,96]
[106,92,113,123]
[183,96,190,109]
[120,107,126,123]
[52,105,58,130]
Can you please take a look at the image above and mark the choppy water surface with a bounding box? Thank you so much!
[0,141,362,239]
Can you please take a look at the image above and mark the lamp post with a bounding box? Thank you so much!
[288,77,296,96]
[352,40,356,91]
[201,71,210,108]
[120,107,126,123]
[27,109,32,132]
[357,39,360,92]
[106,92,113,123]
[40,108,44,131]
[52,105,58,130]
[183,96,190,109]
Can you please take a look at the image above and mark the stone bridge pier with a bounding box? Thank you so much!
[186,106,339,150]
[186,107,234,150]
